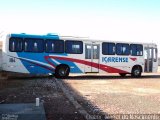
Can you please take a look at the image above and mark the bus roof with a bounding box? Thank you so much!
[10,33,59,39]
[9,33,157,46]
[60,36,157,46]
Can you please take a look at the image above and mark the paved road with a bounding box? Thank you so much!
[63,73,160,117]
[1,73,160,120]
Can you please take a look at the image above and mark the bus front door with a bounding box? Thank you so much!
[85,44,100,73]
[144,47,158,72]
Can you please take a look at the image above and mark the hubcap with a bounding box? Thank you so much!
[59,69,66,76]
[134,69,140,76]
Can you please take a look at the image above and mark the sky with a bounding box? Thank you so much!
[0,0,160,55]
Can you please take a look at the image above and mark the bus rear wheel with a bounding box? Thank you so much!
[119,73,126,77]
[55,65,70,79]
[131,66,142,78]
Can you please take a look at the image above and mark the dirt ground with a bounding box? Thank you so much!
[0,77,85,120]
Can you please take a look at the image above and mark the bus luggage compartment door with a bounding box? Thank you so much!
[85,44,100,73]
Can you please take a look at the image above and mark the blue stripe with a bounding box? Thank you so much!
[11,33,59,39]
[10,33,83,74]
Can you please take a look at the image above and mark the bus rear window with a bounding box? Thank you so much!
[65,41,83,54]
[24,38,44,53]
[9,37,23,52]
[45,40,64,53]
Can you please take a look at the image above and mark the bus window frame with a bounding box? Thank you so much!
[102,42,115,55]
[23,38,44,53]
[45,39,64,53]
[65,40,83,54]
[9,37,23,52]
[130,44,143,56]
[116,43,130,55]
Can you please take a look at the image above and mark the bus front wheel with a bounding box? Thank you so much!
[131,66,142,78]
[55,65,70,79]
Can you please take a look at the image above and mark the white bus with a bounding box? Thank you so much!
[0,33,158,78]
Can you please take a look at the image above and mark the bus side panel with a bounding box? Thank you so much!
[100,54,144,74]
[2,36,29,73]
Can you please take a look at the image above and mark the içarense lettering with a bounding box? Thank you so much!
[102,57,128,63]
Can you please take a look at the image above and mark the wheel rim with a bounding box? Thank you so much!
[134,69,140,76]
[59,68,66,76]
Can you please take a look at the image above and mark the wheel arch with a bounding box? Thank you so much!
[131,65,143,73]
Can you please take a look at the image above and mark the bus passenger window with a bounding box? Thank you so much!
[9,37,23,52]
[34,42,38,51]
[45,40,64,53]
[65,41,83,54]
[130,44,143,56]
[116,43,129,55]
[24,38,44,52]
[72,44,80,53]
[137,45,143,56]
[102,42,115,55]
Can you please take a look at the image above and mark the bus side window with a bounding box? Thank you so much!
[136,45,143,56]
[102,42,115,55]
[24,38,44,53]
[9,37,23,52]
[130,44,143,56]
[65,41,83,54]
[116,43,130,55]
[45,40,64,53]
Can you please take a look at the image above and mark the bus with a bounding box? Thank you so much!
[0,33,158,78]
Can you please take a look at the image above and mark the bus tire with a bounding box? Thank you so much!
[55,65,70,79]
[119,73,126,77]
[131,66,142,78]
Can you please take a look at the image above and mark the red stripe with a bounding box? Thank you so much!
[130,57,137,61]
[46,56,128,73]
[44,56,56,67]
